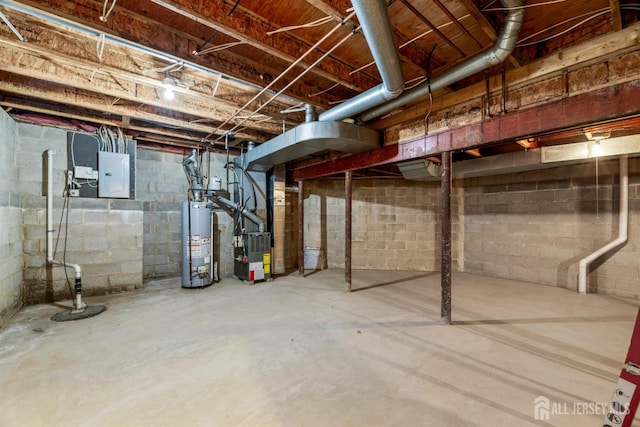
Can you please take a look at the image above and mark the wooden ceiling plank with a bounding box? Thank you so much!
[0,34,286,136]
[399,0,467,58]
[304,0,443,92]
[455,0,520,67]
[149,0,379,92]
[8,0,336,108]
[431,0,483,50]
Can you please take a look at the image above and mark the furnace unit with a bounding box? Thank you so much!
[234,232,271,283]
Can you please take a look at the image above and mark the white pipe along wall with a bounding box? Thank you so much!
[46,149,85,310]
[578,155,629,294]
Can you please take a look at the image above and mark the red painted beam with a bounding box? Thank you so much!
[291,80,640,181]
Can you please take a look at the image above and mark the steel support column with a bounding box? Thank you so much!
[298,180,304,277]
[441,151,452,324]
[345,171,353,291]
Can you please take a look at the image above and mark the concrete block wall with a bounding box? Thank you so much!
[303,178,462,271]
[17,123,144,304]
[0,108,22,322]
[462,158,640,299]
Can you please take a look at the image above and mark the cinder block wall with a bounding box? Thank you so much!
[463,158,640,299]
[0,108,22,322]
[303,179,462,271]
[17,124,144,304]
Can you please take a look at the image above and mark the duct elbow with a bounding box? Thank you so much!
[386,86,404,99]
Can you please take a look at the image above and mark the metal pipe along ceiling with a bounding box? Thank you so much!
[318,0,404,122]
[357,0,525,123]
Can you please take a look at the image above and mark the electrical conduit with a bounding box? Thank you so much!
[578,155,628,294]
[46,150,85,311]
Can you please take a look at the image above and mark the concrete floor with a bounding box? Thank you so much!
[0,270,638,426]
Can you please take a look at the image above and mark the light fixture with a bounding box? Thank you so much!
[585,130,611,142]
[162,75,175,100]
[585,130,610,158]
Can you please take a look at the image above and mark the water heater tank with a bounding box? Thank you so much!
[181,201,215,288]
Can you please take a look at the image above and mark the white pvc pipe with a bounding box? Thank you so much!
[45,149,84,310]
[578,155,628,294]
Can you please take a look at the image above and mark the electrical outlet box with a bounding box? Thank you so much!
[74,165,98,180]
[69,189,80,197]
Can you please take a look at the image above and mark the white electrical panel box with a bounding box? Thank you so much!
[98,151,130,198]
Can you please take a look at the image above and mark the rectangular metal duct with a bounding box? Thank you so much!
[399,134,640,181]
[242,121,381,172]
[398,159,440,180]
[541,135,640,163]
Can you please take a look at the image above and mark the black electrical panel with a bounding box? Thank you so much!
[66,131,136,199]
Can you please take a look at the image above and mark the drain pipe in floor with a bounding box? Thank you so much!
[578,155,628,294]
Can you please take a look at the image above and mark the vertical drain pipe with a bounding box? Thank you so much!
[345,171,353,291]
[441,151,452,324]
[578,155,628,294]
[298,180,305,277]
[46,150,85,312]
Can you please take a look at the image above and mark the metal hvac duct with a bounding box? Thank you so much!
[357,0,525,123]
[243,0,524,171]
[242,121,381,171]
[318,0,404,122]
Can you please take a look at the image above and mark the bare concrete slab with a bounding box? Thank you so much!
[0,270,637,426]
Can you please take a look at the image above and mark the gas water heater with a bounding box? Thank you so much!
[181,201,215,288]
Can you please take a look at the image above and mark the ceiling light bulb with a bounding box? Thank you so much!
[162,76,175,100]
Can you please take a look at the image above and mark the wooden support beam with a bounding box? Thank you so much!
[432,0,483,50]
[0,40,284,138]
[149,0,379,92]
[610,0,623,31]
[0,72,269,142]
[371,21,640,130]
[11,0,347,106]
[291,79,640,180]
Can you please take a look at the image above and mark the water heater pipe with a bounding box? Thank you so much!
[46,149,85,311]
[211,194,265,233]
[578,155,628,294]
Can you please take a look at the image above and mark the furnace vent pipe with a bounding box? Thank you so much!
[211,194,265,233]
[305,104,316,123]
[318,0,404,122]
[357,0,525,123]
[46,150,84,311]
[578,155,628,294]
